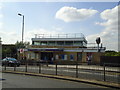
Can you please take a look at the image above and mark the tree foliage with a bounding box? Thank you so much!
[15,41,30,49]
[2,41,30,58]
[104,50,120,56]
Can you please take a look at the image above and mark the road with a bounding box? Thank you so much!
[2,73,109,88]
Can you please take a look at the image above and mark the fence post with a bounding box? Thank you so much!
[4,61,6,70]
[56,63,57,75]
[103,63,106,81]
[39,63,41,73]
[76,61,78,78]
[14,64,16,71]
[25,61,27,72]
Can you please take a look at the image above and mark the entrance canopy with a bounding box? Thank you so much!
[28,48,63,52]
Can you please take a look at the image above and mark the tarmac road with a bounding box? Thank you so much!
[2,73,109,88]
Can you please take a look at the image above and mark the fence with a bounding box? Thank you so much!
[100,56,120,66]
[2,61,120,84]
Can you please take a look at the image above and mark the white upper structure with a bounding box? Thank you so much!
[32,33,87,47]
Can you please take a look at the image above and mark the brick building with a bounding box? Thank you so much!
[18,33,106,64]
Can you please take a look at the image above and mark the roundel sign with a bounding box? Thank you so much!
[96,37,101,44]
[20,49,24,53]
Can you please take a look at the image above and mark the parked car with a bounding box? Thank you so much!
[2,57,21,67]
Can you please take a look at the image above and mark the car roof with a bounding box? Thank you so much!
[3,58,17,60]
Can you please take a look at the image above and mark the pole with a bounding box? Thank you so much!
[76,61,78,78]
[56,63,57,75]
[98,44,99,52]
[39,63,41,73]
[22,15,24,44]
[25,61,27,72]
[103,63,106,81]
[14,64,16,71]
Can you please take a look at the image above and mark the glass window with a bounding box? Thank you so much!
[55,55,59,60]
[70,55,74,61]
[57,41,64,45]
[74,41,82,46]
[31,53,35,59]
[34,41,40,45]
[64,55,67,60]
[61,54,64,60]
[41,41,47,45]
[77,53,82,61]
[83,41,87,47]
[65,41,73,45]
[48,41,56,45]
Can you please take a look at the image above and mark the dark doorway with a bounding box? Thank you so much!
[41,52,53,62]
[77,52,82,62]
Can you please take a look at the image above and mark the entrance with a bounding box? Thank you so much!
[77,52,82,62]
[41,52,53,62]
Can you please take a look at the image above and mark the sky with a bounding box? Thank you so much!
[0,0,119,51]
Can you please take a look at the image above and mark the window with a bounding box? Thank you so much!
[41,41,47,45]
[65,41,73,45]
[61,54,67,60]
[57,41,64,45]
[34,41,40,45]
[31,53,35,59]
[55,55,59,60]
[77,53,82,61]
[64,55,67,60]
[48,41,56,45]
[61,54,64,60]
[70,54,74,61]
[83,41,87,47]
[74,41,82,46]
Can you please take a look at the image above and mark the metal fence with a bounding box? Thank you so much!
[2,61,120,84]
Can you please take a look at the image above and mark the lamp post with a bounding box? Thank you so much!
[18,13,25,60]
[0,37,2,60]
[18,13,24,44]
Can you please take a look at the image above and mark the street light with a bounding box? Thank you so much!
[18,13,24,44]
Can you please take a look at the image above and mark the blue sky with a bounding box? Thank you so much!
[0,1,119,51]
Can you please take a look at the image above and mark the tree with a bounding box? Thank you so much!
[15,41,30,49]
[105,50,120,56]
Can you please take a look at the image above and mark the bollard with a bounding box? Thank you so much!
[103,63,106,81]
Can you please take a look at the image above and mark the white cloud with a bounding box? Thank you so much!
[55,6,98,22]
[1,27,64,44]
[0,22,3,29]
[0,31,21,44]
[87,5,119,51]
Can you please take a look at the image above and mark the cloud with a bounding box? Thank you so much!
[0,22,3,29]
[1,27,64,44]
[87,5,119,51]
[55,6,98,22]
[0,31,21,44]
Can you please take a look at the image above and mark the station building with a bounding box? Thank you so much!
[18,33,106,64]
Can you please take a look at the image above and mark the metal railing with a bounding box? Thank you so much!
[34,33,85,39]
[2,61,120,84]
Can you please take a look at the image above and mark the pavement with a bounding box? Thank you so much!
[47,64,120,72]
[2,70,120,89]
